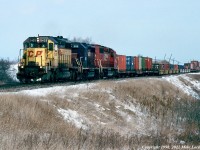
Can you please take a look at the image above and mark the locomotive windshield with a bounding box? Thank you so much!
[24,42,47,49]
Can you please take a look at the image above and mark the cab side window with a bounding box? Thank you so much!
[30,43,35,48]
[100,48,104,53]
[24,43,29,49]
[49,43,53,51]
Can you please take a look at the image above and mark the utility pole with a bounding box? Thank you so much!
[169,54,172,64]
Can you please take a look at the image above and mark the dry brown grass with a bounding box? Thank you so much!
[0,94,63,131]
[98,79,192,114]
[0,94,80,149]
[0,94,151,149]
[187,74,200,81]
[94,78,199,145]
[0,77,199,149]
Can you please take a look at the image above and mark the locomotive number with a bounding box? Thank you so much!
[28,51,43,57]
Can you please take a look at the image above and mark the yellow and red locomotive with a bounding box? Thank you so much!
[17,36,72,83]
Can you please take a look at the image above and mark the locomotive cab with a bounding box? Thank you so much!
[17,36,72,83]
[17,37,48,83]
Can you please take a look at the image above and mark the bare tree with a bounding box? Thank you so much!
[71,37,93,44]
[0,58,12,82]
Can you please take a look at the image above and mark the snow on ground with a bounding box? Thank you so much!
[1,83,95,130]
[15,83,96,97]
[163,73,200,100]
[185,74,200,89]
[58,108,88,130]
[1,80,155,135]
[94,103,106,111]
[7,63,18,82]
[1,73,199,135]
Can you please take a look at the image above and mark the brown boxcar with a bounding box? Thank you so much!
[117,55,126,71]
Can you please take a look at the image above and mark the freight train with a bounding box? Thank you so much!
[17,35,200,83]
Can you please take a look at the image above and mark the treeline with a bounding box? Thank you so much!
[0,58,14,83]
[70,37,93,44]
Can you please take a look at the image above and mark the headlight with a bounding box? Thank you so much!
[40,66,43,68]
[21,66,24,68]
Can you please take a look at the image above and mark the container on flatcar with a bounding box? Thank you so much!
[117,55,126,71]
[178,65,184,69]
[152,63,159,70]
[199,61,200,70]
[134,56,139,70]
[163,63,169,74]
[159,64,164,70]
[174,64,178,70]
[170,64,174,70]
[126,56,134,71]
[190,61,199,70]
[164,63,169,70]
[145,57,153,70]
[139,56,142,70]
[190,63,194,70]
[141,57,146,70]
[184,63,190,69]
[159,64,165,74]
[178,65,185,73]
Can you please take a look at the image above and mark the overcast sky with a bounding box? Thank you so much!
[0,0,200,64]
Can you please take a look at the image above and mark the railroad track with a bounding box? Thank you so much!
[0,81,80,93]
[0,75,171,93]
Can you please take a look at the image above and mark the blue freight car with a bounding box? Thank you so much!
[126,56,134,71]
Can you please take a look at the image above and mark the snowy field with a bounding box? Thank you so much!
[2,70,200,137]
[163,73,200,99]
